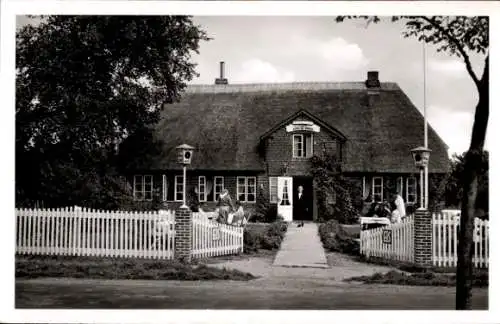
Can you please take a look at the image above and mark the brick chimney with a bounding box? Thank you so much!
[365,71,380,88]
[215,61,228,85]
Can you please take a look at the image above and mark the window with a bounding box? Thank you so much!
[372,177,383,202]
[198,176,206,202]
[293,134,313,158]
[175,176,184,202]
[214,176,224,201]
[269,177,278,203]
[406,177,417,204]
[237,177,257,202]
[162,174,167,201]
[280,179,290,205]
[133,175,153,201]
[396,176,403,196]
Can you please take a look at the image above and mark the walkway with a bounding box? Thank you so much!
[273,222,328,268]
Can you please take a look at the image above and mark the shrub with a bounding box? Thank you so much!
[310,153,359,224]
[318,219,359,255]
[243,221,288,253]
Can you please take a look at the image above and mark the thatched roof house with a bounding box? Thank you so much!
[132,68,449,221]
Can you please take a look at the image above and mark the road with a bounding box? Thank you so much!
[16,278,488,310]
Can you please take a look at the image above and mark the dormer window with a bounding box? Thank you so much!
[293,134,313,158]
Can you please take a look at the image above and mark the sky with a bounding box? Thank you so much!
[16,15,489,156]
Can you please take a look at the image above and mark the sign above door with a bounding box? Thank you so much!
[285,120,320,133]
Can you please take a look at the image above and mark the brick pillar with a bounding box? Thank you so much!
[175,206,192,262]
[414,209,432,267]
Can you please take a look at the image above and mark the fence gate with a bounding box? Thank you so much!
[191,213,244,258]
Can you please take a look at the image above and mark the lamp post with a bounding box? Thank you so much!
[411,146,432,210]
[176,144,194,209]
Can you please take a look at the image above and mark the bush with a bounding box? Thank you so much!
[243,221,288,254]
[318,219,360,255]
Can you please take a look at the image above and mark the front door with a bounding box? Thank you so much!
[293,177,314,221]
[277,177,293,222]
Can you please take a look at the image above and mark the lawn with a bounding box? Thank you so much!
[16,254,256,281]
[345,269,488,287]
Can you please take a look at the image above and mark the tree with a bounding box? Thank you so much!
[442,152,489,218]
[336,16,488,309]
[16,16,209,208]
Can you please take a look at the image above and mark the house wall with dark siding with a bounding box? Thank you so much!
[264,115,339,177]
[129,171,261,214]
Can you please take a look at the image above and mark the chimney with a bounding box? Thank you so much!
[215,61,228,85]
[365,71,380,88]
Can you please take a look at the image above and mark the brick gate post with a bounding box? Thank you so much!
[413,209,432,267]
[174,206,192,262]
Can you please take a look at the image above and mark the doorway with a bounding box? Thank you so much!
[293,176,313,221]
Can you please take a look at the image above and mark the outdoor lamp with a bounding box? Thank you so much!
[410,146,432,169]
[410,146,431,210]
[176,144,195,208]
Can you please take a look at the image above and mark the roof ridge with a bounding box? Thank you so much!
[184,82,400,93]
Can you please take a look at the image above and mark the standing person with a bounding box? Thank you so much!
[295,185,308,226]
[216,189,234,224]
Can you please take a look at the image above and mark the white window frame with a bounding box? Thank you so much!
[133,175,153,201]
[406,177,417,204]
[198,176,207,202]
[372,177,383,202]
[292,133,313,158]
[213,176,224,202]
[269,177,278,203]
[237,176,257,203]
[174,175,184,202]
[293,134,304,158]
[162,174,167,202]
[397,176,403,196]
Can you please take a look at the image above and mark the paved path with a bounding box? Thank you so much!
[273,223,328,268]
[16,278,488,309]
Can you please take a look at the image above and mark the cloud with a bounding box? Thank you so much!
[316,37,369,70]
[231,59,295,83]
[428,59,466,75]
[287,36,369,72]
[427,105,473,155]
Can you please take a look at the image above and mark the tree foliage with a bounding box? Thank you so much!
[310,153,360,224]
[16,16,209,208]
[336,15,488,310]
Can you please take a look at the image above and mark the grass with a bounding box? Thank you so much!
[345,269,489,288]
[16,254,256,281]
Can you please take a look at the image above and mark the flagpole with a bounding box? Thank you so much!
[423,41,429,210]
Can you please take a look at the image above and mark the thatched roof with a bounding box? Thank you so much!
[152,82,449,173]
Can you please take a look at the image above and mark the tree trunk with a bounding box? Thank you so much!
[456,55,489,310]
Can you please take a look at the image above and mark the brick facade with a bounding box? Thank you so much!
[264,115,340,177]
[413,209,432,266]
[174,206,192,261]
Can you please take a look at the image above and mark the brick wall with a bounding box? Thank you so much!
[174,206,192,261]
[265,115,339,177]
[413,208,432,266]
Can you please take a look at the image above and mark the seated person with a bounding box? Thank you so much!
[216,189,235,224]
[228,201,246,226]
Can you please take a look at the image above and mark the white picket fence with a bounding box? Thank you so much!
[191,212,244,258]
[360,215,414,263]
[16,207,176,259]
[432,210,489,268]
